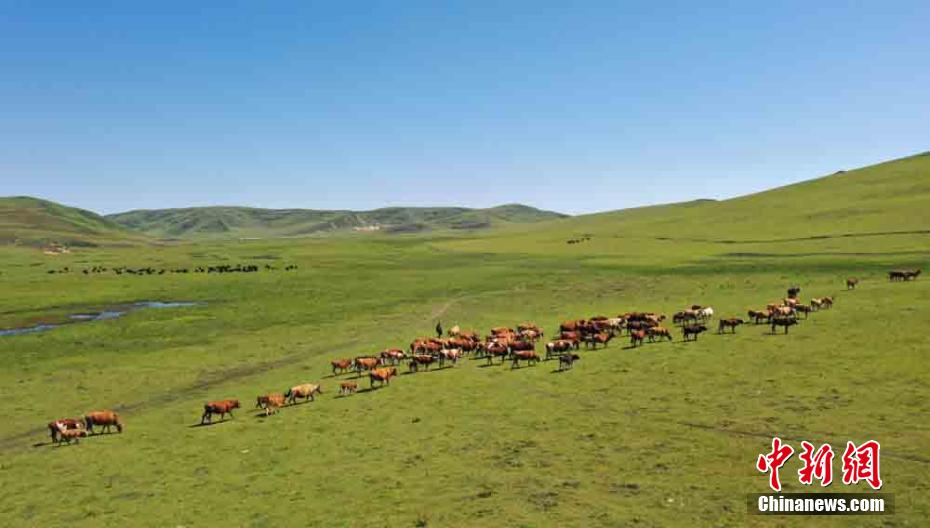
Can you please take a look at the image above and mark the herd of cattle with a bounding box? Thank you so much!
[888,269,921,281]
[44,271,922,445]
[45,263,299,276]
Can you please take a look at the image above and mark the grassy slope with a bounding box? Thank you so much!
[0,154,928,527]
[0,196,146,247]
[105,203,567,239]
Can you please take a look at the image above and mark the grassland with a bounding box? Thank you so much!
[0,154,928,527]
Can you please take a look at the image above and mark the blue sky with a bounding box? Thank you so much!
[1,1,928,215]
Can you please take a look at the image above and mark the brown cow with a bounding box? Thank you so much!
[747,310,770,324]
[339,381,358,396]
[353,357,380,375]
[629,329,646,347]
[379,349,407,365]
[84,410,123,435]
[202,399,240,424]
[545,340,575,360]
[331,359,352,375]
[408,354,436,372]
[369,367,397,388]
[57,428,87,445]
[48,418,83,443]
[717,318,744,334]
[510,350,539,368]
[846,277,859,290]
[256,393,286,416]
[647,326,673,342]
[583,332,613,349]
[286,383,322,404]
[485,342,509,365]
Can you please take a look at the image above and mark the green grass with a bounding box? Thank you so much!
[0,196,146,247]
[1,154,928,526]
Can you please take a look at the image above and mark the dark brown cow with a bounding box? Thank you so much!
[717,318,744,334]
[682,324,708,341]
[508,339,535,352]
[558,353,581,371]
[747,309,771,324]
[202,399,240,424]
[331,359,352,375]
[771,316,798,334]
[510,350,539,368]
[629,329,646,347]
[84,410,123,435]
[846,277,859,290]
[369,367,397,388]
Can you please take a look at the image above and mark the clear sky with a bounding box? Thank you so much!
[1,1,928,215]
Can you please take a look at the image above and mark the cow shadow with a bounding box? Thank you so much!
[189,419,234,428]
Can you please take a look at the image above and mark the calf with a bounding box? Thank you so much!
[48,418,83,444]
[339,381,359,396]
[256,393,286,416]
[57,428,87,445]
[331,359,352,375]
[545,340,575,360]
[629,329,647,347]
[558,353,581,371]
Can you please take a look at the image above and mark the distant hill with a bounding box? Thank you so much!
[105,203,568,239]
[438,151,930,252]
[0,196,145,247]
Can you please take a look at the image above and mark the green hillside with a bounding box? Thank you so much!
[105,203,567,239]
[0,196,145,247]
[440,151,930,256]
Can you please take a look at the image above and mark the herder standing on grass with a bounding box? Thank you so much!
[435,321,443,338]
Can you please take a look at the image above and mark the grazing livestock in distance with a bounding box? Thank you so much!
[285,383,322,404]
[787,286,801,299]
[256,393,286,416]
[48,419,83,443]
[511,350,540,368]
[846,277,859,290]
[771,316,798,334]
[558,354,581,371]
[84,410,123,435]
[682,324,708,341]
[698,307,714,320]
[202,399,240,424]
[647,326,673,342]
[795,304,812,318]
[369,367,397,388]
[717,318,744,334]
[331,359,352,375]
[629,329,647,347]
[339,381,358,396]
[747,310,771,324]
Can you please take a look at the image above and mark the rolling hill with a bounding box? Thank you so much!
[0,196,146,247]
[105,203,567,239]
[438,151,930,255]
